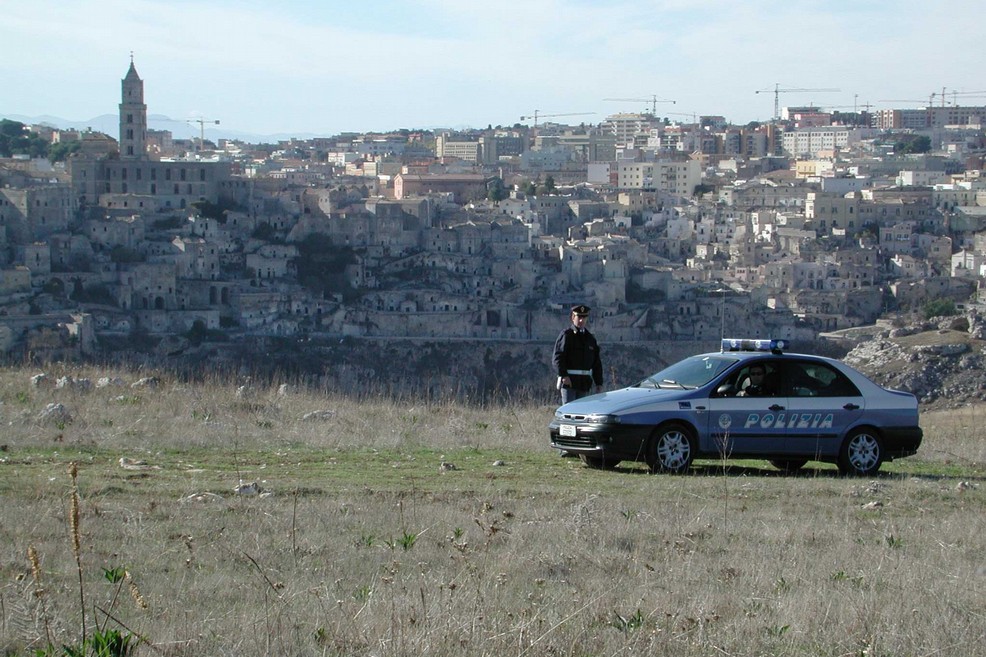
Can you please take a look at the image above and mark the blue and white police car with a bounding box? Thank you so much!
[549,339,923,476]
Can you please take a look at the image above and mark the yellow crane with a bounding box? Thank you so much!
[755,84,840,120]
[602,95,676,114]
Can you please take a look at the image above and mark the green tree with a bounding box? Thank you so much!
[894,134,932,155]
[294,233,358,299]
[0,119,48,158]
[252,222,277,241]
[923,298,957,319]
[48,140,82,162]
[486,177,508,202]
[542,175,556,194]
[191,199,230,222]
[186,319,226,346]
[522,181,537,197]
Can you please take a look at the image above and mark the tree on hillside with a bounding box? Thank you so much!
[541,175,556,194]
[923,298,957,319]
[191,198,245,223]
[0,119,48,158]
[48,140,82,162]
[486,177,508,203]
[294,233,358,300]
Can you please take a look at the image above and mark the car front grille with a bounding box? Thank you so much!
[553,434,597,449]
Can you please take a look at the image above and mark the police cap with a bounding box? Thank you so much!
[570,304,591,316]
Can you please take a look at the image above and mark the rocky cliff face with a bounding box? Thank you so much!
[842,312,986,410]
[93,312,986,410]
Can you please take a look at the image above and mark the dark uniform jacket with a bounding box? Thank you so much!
[552,327,603,391]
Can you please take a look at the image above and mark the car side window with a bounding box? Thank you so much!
[785,360,861,397]
[734,362,781,397]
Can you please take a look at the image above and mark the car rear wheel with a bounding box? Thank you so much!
[648,423,695,474]
[769,458,808,473]
[579,454,620,469]
[838,428,883,476]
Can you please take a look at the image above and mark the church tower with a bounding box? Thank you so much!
[119,55,147,160]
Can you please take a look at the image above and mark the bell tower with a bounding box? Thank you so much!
[119,53,147,160]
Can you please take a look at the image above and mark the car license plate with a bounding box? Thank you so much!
[559,424,577,437]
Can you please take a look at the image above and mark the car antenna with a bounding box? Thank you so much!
[717,284,727,351]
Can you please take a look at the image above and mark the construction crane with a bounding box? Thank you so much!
[188,117,220,151]
[825,103,874,111]
[878,99,931,107]
[602,95,676,114]
[519,110,594,131]
[519,111,594,147]
[664,111,699,124]
[944,89,986,105]
[755,84,840,120]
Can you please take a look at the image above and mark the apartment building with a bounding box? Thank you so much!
[435,134,481,163]
[601,113,661,146]
[874,109,930,130]
[616,159,701,196]
[780,126,877,158]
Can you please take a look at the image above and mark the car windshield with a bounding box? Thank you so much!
[637,355,738,390]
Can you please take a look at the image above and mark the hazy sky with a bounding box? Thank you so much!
[4,0,985,138]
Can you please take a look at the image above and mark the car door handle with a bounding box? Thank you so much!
[769,404,785,411]
[843,403,860,410]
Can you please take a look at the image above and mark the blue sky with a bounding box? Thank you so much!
[3,0,985,138]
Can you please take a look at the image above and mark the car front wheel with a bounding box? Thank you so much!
[838,428,883,476]
[648,423,695,474]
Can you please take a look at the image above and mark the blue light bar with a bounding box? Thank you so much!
[721,338,788,353]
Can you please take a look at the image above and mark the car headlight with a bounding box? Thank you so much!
[587,414,621,424]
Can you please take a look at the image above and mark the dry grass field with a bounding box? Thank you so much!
[1,362,984,656]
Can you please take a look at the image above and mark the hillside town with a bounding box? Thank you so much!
[2,60,986,361]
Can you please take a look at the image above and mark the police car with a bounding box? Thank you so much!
[549,339,923,476]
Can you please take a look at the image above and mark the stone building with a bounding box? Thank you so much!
[69,59,232,212]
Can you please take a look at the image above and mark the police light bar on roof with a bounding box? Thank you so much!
[721,338,788,353]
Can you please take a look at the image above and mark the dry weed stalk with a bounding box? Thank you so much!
[27,545,54,648]
[124,571,149,610]
[68,461,87,639]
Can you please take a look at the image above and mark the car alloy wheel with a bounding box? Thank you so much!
[838,428,883,476]
[650,423,694,474]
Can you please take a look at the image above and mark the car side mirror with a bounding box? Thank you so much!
[716,383,735,397]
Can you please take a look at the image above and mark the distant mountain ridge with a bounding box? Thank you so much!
[1,113,321,144]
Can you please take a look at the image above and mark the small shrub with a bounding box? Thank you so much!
[923,298,957,319]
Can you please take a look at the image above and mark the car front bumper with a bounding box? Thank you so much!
[548,420,653,462]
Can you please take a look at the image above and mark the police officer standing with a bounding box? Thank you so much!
[553,304,603,404]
